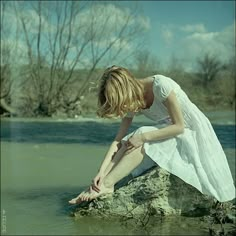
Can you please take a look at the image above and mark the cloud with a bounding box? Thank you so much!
[136,15,151,31]
[161,27,173,44]
[74,3,150,39]
[181,23,234,62]
[2,4,55,36]
[162,22,235,71]
[159,23,207,46]
[180,24,206,33]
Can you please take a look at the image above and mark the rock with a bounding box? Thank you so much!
[73,165,235,222]
[226,213,236,224]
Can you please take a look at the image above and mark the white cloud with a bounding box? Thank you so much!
[74,3,150,40]
[3,5,55,36]
[182,23,234,59]
[180,24,206,33]
[175,22,235,71]
[136,15,151,31]
[161,27,173,44]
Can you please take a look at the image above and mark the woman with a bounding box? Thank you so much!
[69,65,235,204]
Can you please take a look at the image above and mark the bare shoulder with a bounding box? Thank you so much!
[140,75,155,85]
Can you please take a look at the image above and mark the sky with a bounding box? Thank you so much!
[122,0,235,71]
[2,0,235,72]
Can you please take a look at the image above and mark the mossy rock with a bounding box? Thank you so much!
[73,166,233,221]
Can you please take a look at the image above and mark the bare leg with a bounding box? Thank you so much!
[103,146,144,188]
[103,143,127,176]
[68,143,127,204]
[77,146,144,202]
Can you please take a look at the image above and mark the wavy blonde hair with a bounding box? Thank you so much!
[97,66,145,118]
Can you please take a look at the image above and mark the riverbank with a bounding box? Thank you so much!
[1,110,235,125]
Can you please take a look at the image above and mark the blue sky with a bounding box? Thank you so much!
[2,1,235,72]
[119,0,235,70]
[140,1,234,30]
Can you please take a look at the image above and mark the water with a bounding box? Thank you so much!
[1,112,235,235]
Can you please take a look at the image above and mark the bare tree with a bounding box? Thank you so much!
[11,1,147,117]
[197,53,223,87]
[0,52,11,100]
[167,54,185,74]
[225,55,236,109]
[0,1,17,115]
[134,49,160,77]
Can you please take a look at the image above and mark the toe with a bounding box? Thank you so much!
[83,194,87,201]
[68,197,77,204]
[84,194,90,201]
[69,192,84,204]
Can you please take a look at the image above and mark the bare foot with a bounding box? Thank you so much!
[68,188,90,204]
[68,184,114,204]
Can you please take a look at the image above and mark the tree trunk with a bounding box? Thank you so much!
[0,98,17,116]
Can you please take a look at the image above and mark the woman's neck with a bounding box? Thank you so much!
[140,77,154,109]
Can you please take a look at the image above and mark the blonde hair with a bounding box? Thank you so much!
[97,66,145,118]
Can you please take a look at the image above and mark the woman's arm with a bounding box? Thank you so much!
[97,116,133,174]
[142,91,184,142]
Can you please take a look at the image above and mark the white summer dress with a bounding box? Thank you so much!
[122,74,236,203]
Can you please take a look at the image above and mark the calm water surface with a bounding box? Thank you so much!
[1,112,235,235]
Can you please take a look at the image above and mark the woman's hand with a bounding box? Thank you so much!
[126,134,145,152]
[91,172,104,193]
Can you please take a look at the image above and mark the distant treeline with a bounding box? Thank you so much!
[1,54,235,118]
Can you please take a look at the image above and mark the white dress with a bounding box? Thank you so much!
[122,74,236,203]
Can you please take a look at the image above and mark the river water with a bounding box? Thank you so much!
[1,112,235,235]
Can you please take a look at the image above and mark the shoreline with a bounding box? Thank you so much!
[0,110,235,125]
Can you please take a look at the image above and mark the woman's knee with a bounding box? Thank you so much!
[136,126,158,135]
[136,126,149,134]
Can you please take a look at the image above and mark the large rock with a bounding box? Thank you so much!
[73,166,235,221]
